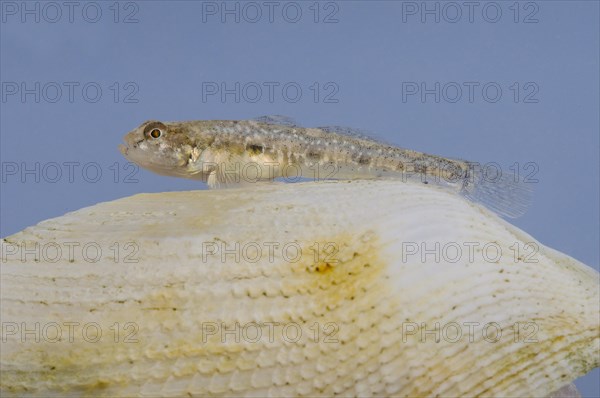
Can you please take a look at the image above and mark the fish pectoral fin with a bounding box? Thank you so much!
[206,152,277,190]
[207,169,276,190]
[207,168,243,189]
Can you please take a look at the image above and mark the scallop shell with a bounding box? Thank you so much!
[1,180,598,397]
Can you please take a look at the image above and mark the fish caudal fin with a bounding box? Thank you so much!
[460,163,534,219]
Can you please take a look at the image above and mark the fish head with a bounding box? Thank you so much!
[119,120,207,180]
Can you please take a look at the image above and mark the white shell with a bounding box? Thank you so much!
[1,180,598,397]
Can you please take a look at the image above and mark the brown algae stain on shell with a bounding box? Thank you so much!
[2,228,392,397]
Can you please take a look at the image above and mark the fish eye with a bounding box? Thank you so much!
[143,121,167,139]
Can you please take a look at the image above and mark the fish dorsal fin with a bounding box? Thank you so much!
[252,115,298,127]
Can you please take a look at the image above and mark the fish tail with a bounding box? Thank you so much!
[460,162,533,218]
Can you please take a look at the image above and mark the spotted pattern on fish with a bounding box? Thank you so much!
[119,118,531,218]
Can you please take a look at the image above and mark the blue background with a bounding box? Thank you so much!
[1,1,598,395]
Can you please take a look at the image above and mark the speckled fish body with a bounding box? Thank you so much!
[119,118,531,218]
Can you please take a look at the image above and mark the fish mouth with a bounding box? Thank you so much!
[119,144,129,156]
[119,144,145,165]
[117,143,181,176]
